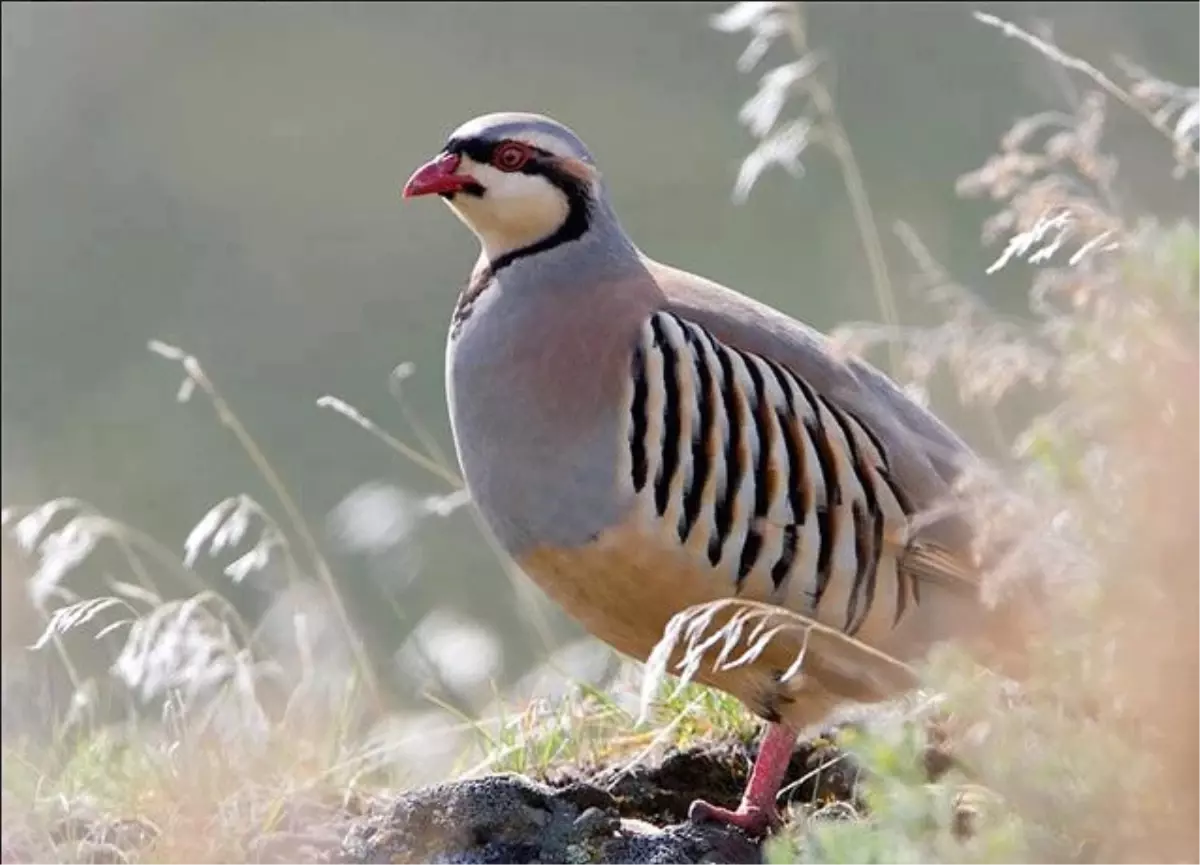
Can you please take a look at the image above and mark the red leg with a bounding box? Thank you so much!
[688,722,797,837]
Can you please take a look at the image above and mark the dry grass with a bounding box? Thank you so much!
[3,4,1198,863]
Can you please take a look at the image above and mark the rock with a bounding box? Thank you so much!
[337,773,761,864]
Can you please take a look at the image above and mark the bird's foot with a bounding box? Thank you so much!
[687,798,782,838]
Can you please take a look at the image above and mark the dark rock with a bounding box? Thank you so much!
[337,772,761,864]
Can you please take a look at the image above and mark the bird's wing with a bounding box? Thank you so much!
[647,257,982,596]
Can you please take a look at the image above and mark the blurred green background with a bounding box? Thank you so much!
[2,2,1196,719]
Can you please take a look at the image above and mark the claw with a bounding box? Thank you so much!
[687,798,782,837]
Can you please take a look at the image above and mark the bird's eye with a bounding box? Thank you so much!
[492,141,531,173]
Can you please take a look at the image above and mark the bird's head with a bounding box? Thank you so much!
[402,112,603,264]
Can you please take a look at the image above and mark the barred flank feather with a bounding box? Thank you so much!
[625,311,923,639]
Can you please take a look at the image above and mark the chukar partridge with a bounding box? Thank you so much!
[403,112,989,837]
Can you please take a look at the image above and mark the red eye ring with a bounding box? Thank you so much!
[492,141,531,173]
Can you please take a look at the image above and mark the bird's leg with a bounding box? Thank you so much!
[688,721,797,837]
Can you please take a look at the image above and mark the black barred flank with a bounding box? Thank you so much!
[835,408,912,626]
[772,524,799,591]
[871,503,888,628]
[744,354,773,523]
[787,373,841,615]
[651,317,682,517]
[876,464,919,609]
[766,357,810,597]
[795,379,842,507]
[736,533,762,590]
[844,501,875,634]
[807,418,839,611]
[735,349,772,585]
[629,345,649,492]
[625,311,925,638]
[679,328,715,543]
[709,344,743,568]
[823,397,882,636]
[777,405,808,526]
[849,504,883,634]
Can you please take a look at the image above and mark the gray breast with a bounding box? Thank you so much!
[445,275,635,556]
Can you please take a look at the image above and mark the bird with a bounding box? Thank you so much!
[402,112,995,838]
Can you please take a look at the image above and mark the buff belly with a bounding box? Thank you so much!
[517,518,915,725]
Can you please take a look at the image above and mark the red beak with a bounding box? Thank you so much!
[402,152,475,198]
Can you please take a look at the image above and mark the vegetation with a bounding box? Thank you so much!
[2,3,1196,863]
